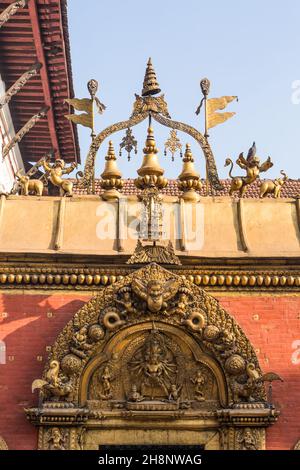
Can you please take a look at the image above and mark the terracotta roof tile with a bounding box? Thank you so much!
[73,178,300,198]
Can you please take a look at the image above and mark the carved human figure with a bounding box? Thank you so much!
[99,366,113,399]
[73,326,93,352]
[47,427,66,450]
[168,384,182,402]
[115,290,138,317]
[168,289,193,317]
[237,427,258,450]
[128,385,144,402]
[191,370,206,401]
[42,158,76,197]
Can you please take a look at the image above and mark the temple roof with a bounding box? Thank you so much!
[0,0,80,165]
[73,178,300,199]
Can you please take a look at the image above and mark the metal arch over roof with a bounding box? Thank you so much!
[0,0,80,164]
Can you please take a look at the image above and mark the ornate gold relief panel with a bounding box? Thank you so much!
[26,263,280,450]
[84,323,225,412]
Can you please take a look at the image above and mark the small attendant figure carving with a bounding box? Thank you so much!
[99,365,114,400]
[73,326,93,352]
[128,385,144,402]
[225,142,273,197]
[168,384,182,402]
[115,288,138,318]
[214,329,237,358]
[42,158,77,197]
[168,288,193,317]
[47,428,66,450]
[237,427,258,450]
[191,370,206,402]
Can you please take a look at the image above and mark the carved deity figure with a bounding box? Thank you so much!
[237,427,258,450]
[98,365,114,399]
[132,277,180,313]
[128,385,144,402]
[47,427,66,450]
[115,288,138,318]
[168,384,182,402]
[214,329,236,358]
[42,158,76,197]
[191,370,206,401]
[129,330,177,400]
[73,326,93,352]
[225,142,273,197]
[168,288,193,317]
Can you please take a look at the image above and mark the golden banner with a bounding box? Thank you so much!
[207,95,237,130]
[65,113,93,129]
[207,111,236,130]
[65,98,93,114]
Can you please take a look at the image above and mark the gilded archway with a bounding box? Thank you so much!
[26,264,280,450]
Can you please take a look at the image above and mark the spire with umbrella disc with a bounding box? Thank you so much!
[142,58,161,97]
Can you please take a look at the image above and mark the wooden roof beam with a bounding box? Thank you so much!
[27,0,60,157]
[0,0,29,29]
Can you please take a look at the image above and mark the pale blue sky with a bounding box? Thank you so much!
[68,0,300,180]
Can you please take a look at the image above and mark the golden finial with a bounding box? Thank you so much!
[142,58,161,97]
[178,144,202,202]
[100,141,124,200]
[135,127,168,190]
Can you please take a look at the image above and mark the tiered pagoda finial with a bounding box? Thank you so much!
[178,144,202,202]
[100,141,123,200]
[142,58,161,97]
[135,127,167,190]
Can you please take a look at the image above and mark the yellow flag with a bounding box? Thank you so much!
[65,98,93,113]
[207,96,237,130]
[64,113,93,129]
[65,98,93,129]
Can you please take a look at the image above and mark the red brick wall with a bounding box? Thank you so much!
[0,292,92,450]
[219,294,300,450]
[0,291,299,450]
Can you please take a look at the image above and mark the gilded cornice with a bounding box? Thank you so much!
[0,261,300,291]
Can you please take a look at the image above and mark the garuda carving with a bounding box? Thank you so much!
[132,276,180,313]
[225,142,273,197]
